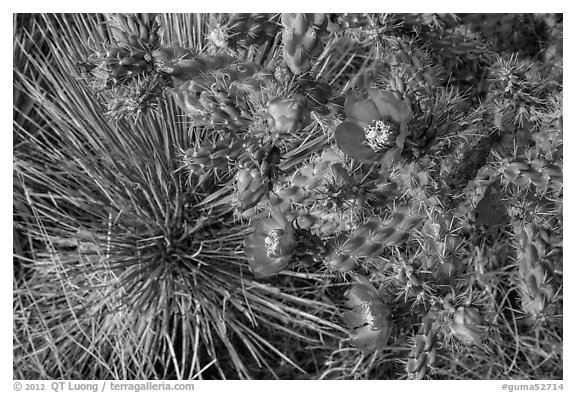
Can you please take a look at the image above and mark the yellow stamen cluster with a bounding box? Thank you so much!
[264,229,285,258]
[362,301,378,330]
[363,119,397,152]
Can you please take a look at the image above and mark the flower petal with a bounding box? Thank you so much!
[342,304,371,329]
[249,256,290,278]
[351,324,391,353]
[344,97,381,127]
[244,230,290,278]
[367,88,413,123]
[334,121,382,163]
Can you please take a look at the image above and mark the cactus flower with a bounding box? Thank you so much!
[450,306,488,346]
[335,89,412,163]
[342,274,392,353]
[244,209,296,278]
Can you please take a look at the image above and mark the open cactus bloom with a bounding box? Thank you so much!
[335,89,413,163]
[342,274,392,353]
[244,208,296,278]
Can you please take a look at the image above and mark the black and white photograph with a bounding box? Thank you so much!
[13,12,564,383]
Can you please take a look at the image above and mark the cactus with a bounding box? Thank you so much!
[172,61,274,130]
[209,13,280,52]
[418,214,463,281]
[103,46,152,83]
[390,160,439,208]
[281,13,328,75]
[514,224,558,322]
[393,261,427,300]
[322,206,421,273]
[378,37,437,101]
[487,54,559,129]
[500,157,562,190]
[182,137,246,175]
[106,13,161,49]
[406,306,440,380]
[102,14,162,81]
[75,15,171,119]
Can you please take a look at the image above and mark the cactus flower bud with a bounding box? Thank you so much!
[450,307,488,346]
[267,98,310,133]
[236,168,267,212]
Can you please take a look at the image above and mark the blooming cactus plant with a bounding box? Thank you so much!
[335,89,413,163]
[17,13,563,381]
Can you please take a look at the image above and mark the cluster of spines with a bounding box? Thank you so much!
[487,54,558,129]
